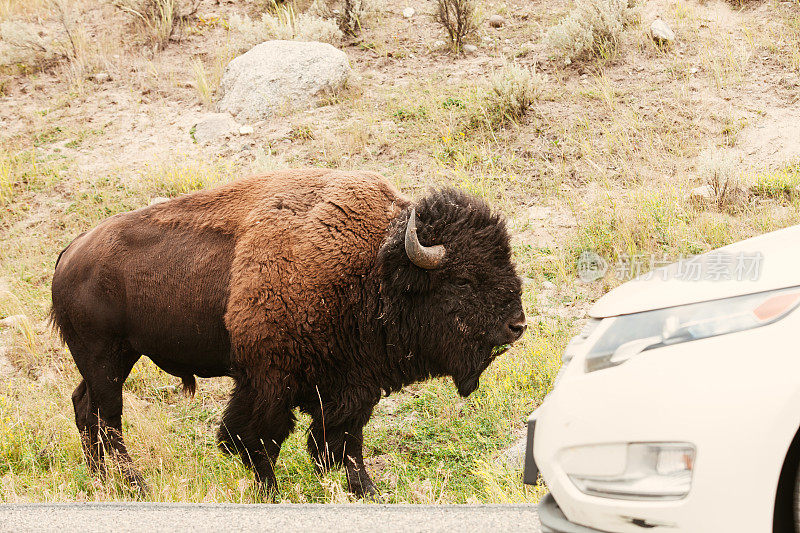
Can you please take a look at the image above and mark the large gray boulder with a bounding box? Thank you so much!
[218,40,351,122]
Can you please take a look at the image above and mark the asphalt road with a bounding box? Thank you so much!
[0,503,542,532]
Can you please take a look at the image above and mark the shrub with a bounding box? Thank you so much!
[308,0,370,36]
[749,164,800,202]
[0,0,78,71]
[545,0,638,62]
[0,20,65,69]
[434,0,479,53]
[483,62,542,126]
[229,4,342,51]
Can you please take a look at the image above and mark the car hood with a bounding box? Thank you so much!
[590,224,800,318]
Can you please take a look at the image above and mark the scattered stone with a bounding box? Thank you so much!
[193,112,238,144]
[218,41,351,122]
[38,368,58,385]
[90,72,111,83]
[149,197,170,205]
[542,279,556,290]
[564,57,572,66]
[433,40,446,48]
[688,184,714,204]
[402,6,415,18]
[496,435,527,467]
[463,44,478,54]
[0,348,14,380]
[488,14,505,28]
[650,18,675,44]
[0,315,25,329]
[238,125,254,135]
[690,67,699,74]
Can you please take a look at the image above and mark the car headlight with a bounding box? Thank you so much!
[586,286,800,373]
[568,443,695,501]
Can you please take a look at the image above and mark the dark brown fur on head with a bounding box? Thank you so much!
[376,187,524,396]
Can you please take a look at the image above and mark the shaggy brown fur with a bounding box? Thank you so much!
[50,168,526,498]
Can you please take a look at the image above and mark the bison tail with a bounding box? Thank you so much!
[181,375,197,397]
[49,240,77,346]
[47,305,68,345]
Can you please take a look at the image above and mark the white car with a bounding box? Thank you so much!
[524,224,800,533]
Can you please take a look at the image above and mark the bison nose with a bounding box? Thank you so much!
[507,313,527,341]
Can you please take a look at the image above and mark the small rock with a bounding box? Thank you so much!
[239,125,254,135]
[402,6,415,18]
[90,72,111,83]
[542,280,556,290]
[496,435,528,467]
[0,349,14,380]
[0,315,25,329]
[38,368,58,385]
[488,14,505,28]
[433,40,446,48]
[149,197,170,205]
[689,67,699,74]
[650,18,675,43]
[564,57,572,66]
[193,112,238,144]
[688,184,713,203]
[463,44,478,54]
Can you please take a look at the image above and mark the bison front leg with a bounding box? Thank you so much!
[307,413,379,499]
[217,379,296,497]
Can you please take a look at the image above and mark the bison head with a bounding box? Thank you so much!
[378,188,526,397]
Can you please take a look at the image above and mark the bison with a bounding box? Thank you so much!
[50,168,526,498]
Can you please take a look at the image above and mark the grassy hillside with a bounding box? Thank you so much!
[1,0,799,502]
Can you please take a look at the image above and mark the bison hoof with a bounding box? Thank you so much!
[129,477,151,499]
[352,482,382,502]
[363,490,384,503]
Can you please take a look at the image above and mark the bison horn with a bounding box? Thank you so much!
[405,208,445,269]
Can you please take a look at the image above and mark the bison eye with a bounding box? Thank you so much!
[455,277,472,287]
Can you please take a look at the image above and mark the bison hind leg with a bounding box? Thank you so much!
[72,379,104,475]
[70,337,148,497]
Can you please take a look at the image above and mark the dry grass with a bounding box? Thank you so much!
[228,3,342,52]
[190,57,212,106]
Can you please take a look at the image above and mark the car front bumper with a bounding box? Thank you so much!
[538,494,610,533]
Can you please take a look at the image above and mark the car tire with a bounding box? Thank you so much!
[794,460,800,532]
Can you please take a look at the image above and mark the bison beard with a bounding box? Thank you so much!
[50,169,526,498]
